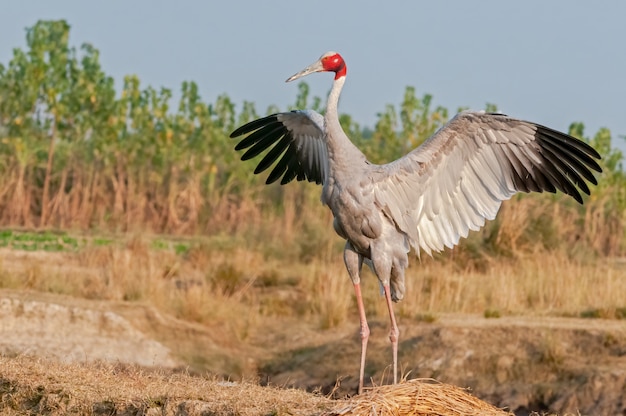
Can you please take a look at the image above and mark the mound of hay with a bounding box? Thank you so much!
[324,379,512,416]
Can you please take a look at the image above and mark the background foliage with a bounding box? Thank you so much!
[0,20,624,260]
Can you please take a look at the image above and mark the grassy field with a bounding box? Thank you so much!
[1,220,626,415]
[3,288,623,415]
[1,227,625,334]
[1,224,625,388]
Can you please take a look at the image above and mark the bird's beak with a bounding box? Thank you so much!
[285,59,324,83]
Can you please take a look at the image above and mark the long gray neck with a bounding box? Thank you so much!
[324,76,367,171]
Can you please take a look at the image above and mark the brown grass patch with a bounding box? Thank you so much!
[1,237,626,334]
[1,355,522,416]
[0,354,332,416]
[325,379,512,416]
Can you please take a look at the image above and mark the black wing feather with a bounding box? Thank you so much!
[235,122,284,151]
[231,111,327,185]
[254,135,292,174]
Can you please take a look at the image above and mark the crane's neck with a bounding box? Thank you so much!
[326,74,345,119]
[324,76,367,171]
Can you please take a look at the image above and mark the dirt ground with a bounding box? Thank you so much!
[1,289,625,415]
[257,314,626,415]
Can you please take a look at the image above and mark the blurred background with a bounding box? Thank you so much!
[2,1,625,147]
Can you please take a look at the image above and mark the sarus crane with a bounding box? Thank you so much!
[230,51,602,394]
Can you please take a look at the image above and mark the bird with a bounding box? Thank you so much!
[229,51,602,394]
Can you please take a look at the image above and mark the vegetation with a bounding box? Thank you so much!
[2,355,525,416]
[0,19,624,321]
[0,20,622,252]
[0,355,333,416]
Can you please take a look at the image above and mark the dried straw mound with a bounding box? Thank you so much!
[324,379,512,416]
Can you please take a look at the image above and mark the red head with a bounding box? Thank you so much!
[286,51,347,82]
[320,52,347,80]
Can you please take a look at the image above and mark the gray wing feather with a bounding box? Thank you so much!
[372,111,601,256]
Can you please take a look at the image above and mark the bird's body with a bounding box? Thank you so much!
[230,52,602,394]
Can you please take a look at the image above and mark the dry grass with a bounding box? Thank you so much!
[1,355,531,416]
[0,233,625,334]
[0,354,332,415]
[0,177,623,336]
[324,379,512,416]
[398,251,626,318]
[1,230,624,415]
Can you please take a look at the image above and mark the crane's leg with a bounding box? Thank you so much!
[343,242,368,394]
[370,250,400,385]
[382,283,400,384]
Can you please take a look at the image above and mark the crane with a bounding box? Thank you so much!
[230,51,602,394]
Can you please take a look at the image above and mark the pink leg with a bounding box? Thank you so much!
[353,282,370,394]
[382,284,399,384]
[344,242,368,394]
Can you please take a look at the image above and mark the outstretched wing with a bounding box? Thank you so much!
[230,110,328,185]
[372,111,602,256]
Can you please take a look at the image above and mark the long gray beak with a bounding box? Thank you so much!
[285,59,324,83]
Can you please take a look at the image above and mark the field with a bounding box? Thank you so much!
[1,230,626,415]
[2,20,626,416]
[2,354,527,416]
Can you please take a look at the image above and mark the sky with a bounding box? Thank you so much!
[2,1,625,151]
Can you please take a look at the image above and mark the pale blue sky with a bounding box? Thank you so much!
[2,1,625,151]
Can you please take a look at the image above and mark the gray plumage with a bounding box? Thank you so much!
[230,51,602,394]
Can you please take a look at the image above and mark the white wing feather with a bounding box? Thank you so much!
[372,111,574,256]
